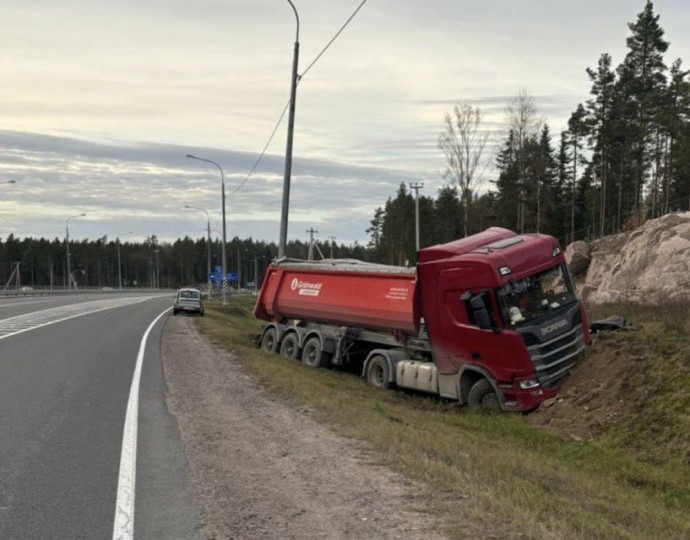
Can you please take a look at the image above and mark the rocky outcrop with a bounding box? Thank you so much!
[580,212,690,304]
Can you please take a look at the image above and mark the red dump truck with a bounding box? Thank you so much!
[254,228,590,412]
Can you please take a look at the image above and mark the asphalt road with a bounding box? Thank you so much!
[0,294,199,539]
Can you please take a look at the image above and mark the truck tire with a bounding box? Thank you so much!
[301,337,330,368]
[467,379,501,411]
[366,355,390,389]
[260,327,278,353]
[280,333,300,360]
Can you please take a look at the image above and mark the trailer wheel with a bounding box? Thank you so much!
[260,327,278,353]
[366,355,390,389]
[301,337,330,368]
[467,379,501,411]
[280,333,300,360]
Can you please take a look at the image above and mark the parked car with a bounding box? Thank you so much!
[173,288,204,316]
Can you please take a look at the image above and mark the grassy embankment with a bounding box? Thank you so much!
[199,296,690,540]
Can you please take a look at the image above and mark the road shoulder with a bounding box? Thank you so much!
[162,314,444,539]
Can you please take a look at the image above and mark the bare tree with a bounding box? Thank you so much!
[505,89,542,233]
[439,104,489,237]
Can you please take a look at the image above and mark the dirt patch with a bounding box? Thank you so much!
[528,332,651,440]
[162,315,444,540]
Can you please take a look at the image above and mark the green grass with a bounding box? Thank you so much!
[199,296,690,539]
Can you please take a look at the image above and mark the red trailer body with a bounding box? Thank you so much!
[255,228,590,412]
[254,261,420,334]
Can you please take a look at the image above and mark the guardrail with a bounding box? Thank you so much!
[0,288,172,298]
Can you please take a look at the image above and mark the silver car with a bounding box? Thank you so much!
[173,288,205,316]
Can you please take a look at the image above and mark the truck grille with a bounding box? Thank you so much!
[524,325,586,388]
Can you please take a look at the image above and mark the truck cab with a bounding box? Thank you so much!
[418,228,590,411]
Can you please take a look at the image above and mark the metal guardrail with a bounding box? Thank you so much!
[0,288,172,298]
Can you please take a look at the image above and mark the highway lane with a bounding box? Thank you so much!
[0,293,172,320]
[0,295,199,539]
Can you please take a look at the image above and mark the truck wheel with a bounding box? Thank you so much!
[280,333,300,360]
[467,379,501,411]
[260,327,278,353]
[366,355,390,389]
[301,337,330,368]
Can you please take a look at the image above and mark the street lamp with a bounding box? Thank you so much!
[278,0,300,259]
[409,182,424,252]
[116,232,133,290]
[65,213,86,289]
[186,154,228,306]
[184,205,212,298]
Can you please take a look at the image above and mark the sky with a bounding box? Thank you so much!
[2,0,689,246]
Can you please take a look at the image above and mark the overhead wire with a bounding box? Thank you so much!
[300,0,368,80]
[231,0,369,196]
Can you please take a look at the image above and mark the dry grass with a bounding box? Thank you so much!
[199,296,690,539]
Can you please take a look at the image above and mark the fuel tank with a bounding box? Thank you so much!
[254,259,420,334]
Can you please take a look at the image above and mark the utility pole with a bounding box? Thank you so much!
[237,245,241,290]
[254,257,259,293]
[278,1,301,259]
[306,228,318,261]
[328,236,336,259]
[409,182,424,252]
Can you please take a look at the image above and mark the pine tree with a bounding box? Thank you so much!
[494,130,521,230]
[586,53,617,235]
[432,185,462,243]
[567,104,588,241]
[617,0,669,214]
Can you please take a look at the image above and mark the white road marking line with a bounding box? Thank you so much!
[112,308,171,540]
[0,297,159,341]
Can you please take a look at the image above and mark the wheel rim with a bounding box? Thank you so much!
[302,340,321,367]
[306,345,317,365]
[371,364,384,385]
[282,337,297,358]
[262,330,277,352]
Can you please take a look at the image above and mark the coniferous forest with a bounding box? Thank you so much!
[3,2,688,287]
[371,1,690,265]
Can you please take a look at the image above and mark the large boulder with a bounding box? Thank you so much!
[565,241,591,276]
[583,212,690,304]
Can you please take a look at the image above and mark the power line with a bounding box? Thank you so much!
[230,98,290,197]
[300,0,369,81]
[232,0,369,196]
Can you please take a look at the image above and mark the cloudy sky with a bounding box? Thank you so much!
[2,0,689,246]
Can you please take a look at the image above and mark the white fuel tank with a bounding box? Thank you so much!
[396,360,439,394]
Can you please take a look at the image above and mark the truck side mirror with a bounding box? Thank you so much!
[470,295,492,330]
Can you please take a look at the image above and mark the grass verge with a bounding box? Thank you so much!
[199,296,690,540]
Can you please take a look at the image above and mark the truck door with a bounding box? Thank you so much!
[435,267,531,383]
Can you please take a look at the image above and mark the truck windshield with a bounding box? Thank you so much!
[496,264,576,327]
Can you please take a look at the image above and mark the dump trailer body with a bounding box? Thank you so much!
[254,259,420,334]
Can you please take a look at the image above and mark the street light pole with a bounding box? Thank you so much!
[65,213,86,289]
[278,0,300,259]
[186,154,228,306]
[116,232,133,290]
[184,205,212,298]
[409,182,424,252]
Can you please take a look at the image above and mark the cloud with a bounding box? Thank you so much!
[0,130,425,244]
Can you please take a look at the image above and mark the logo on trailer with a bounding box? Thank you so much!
[290,277,323,297]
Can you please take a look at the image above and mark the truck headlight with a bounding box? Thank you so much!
[518,379,540,390]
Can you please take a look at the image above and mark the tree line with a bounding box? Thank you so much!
[369,1,690,265]
[0,234,372,290]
